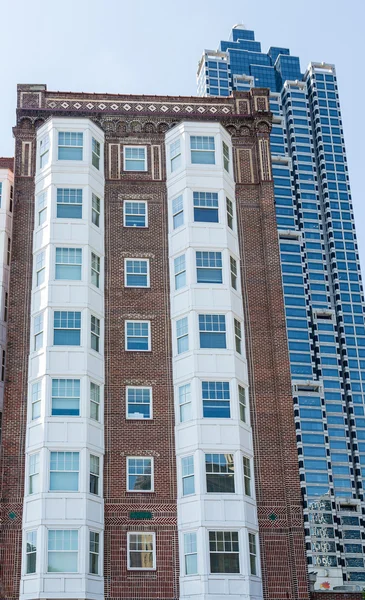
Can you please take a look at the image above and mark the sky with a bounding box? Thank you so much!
[0,0,363,267]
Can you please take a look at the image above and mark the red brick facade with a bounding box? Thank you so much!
[0,85,310,600]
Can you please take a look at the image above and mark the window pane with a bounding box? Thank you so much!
[127,387,151,419]
[124,202,146,227]
[52,379,80,416]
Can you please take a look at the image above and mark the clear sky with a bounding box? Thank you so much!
[0,0,363,267]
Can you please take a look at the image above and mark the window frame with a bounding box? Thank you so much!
[127,456,154,493]
[47,529,79,573]
[125,320,151,352]
[230,256,238,290]
[92,193,100,227]
[202,381,231,419]
[222,141,230,172]
[174,254,186,290]
[248,532,258,576]
[29,452,40,495]
[91,252,100,288]
[123,145,147,172]
[31,381,42,420]
[49,451,80,492]
[226,197,234,230]
[58,131,83,161]
[170,139,181,172]
[92,137,101,170]
[91,315,100,353]
[90,454,100,495]
[25,530,37,574]
[181,455,195,496]
[37,191,47,226]
[127,532,156,571]
[178,383,192,422]
[234,318,242,354]
[190,135,216,165]
[126,386,152,420]
[89,530,100,575]
[90,381,101,421]
[172,194,184,230]
[243,456,252,497]
[55,247,82,281]
[34,313,44,351]
[39,135,50,169]
[193,191,219,223]
[176,316,189,354]
[51,378,80,417]
[53,311,81,346]
[196,251,223,284]
[198,314,227,349]
[124,258,150,288]
[208,530,240,574]
[184,532,198,576]
[238,385,247,423]
[36,251,46,287]
[56,188,83,219]
[205,453,235,494]
[123,200,148,228]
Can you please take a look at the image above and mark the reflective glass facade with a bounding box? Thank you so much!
[198,25,365,587]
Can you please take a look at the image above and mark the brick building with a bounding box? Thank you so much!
[0,84,309,600]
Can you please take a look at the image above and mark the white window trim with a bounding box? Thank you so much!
[248,531,259,577]
[183,530,198,577]
[207,529,241,575]
[47,528,79,573]
[127,531,156,571]
[123,145,148,172]
[90,381,101,422]
[125,320,151,352]
[126,456,154,492]
[28,452,40,495]
[123,200,148,228]
[89,529,101,575]
[126,386,153,420]
[24,528,37,575]
[124,258,150,288]
[57,130,84,162]
[49,450,80,493]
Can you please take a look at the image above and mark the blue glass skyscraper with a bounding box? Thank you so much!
[198,25,365,590]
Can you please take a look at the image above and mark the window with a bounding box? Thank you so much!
[184,532,197,575]
[243,456,251,496]
[49,451,79,491]
[125,321,150,351]
[31,381,41,420]
[55,248,82,280]
[48,530,78,573]
[40,135,50,168]
[124,201,147,227]
[91,253,100,288]
[249,533,257,575]
[179,383,191,422]
[29,453,40,494]
[127,457,153,492]
[9,185,13,212]
[38,192,47,225]
[34,314,43,351]
[230,256,237,290]
[91,315,100,352]
[176,317,188,354]
[209,531,239,573]
[234,319,242,354]
[127,387,152,419]
[127,533,155,570]
[89,531,100,575]
[26,530,37,574]
[205,453,235,493]
[196,251,222,284]
[202,381,230,418]
[1,350,4,382]
[223,141,230,172]
[92,193,100,227]
[57,189,82,219]
[170,139,181,172]
[0,182,2,207]
[193,191,219,223]
[7,238,11,266]
[4,291,8,322]
[238,385,246,422]
[90,455,100,495]
[182,456,195,496]
[124,146,147,171]
[36,252,46,286]
[190,136,215,164]
[92,138,100,170]
[174,254,186,290]
[172,195,184,229]
[125,259,149,287]
[226,197,234,229]
[52,379,80,416]
[58,132,83,160]
[90,382,100,421]
[199,314,226,349]
[54,311,81,346]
